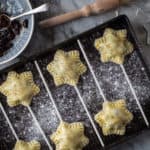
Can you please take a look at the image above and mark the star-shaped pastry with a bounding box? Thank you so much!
[94,28,134,64]
[14,140,41,150]
[47,50,87,86]
[0,71,40,107]
[50,121,89,150]
[95,100,133,136]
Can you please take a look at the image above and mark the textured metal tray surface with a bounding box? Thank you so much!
[0,15,150,150]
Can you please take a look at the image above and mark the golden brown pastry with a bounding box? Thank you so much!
[51,121,89,150]
[47,50,87,86]
[14,140,41,150]
[94,28,134,64]
[0,71,40,107]
[95,100,133,136]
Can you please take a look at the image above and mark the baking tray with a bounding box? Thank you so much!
[0,15,150,150]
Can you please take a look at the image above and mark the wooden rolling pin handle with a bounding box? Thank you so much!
[39,10,83,28]
[39,0,120,28]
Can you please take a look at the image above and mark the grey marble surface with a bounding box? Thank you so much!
[1,0,150,150]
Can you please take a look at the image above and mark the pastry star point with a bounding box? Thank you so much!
[14,140,41,150]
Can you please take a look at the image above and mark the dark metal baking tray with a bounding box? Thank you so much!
[0,15,150,150]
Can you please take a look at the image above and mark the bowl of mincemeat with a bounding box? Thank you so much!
[0,0,34,65]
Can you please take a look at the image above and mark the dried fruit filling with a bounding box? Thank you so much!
[0,12,28,56]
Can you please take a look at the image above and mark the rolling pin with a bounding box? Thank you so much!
[39,0,131,28]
